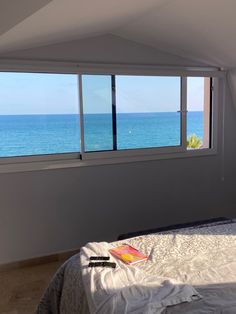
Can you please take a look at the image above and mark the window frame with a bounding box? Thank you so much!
[0,60,224,171]
[79,74,185,159]
[0,70,82,165]
[79,74,219,161]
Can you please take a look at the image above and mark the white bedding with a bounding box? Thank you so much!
[81,221,236,313]
[80,242,200,314]
[37,219,236,313]
[126,221,236,313]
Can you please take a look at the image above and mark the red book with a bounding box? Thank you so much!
[109,245,148,265]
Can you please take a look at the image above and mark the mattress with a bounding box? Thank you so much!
[36,218,236,313]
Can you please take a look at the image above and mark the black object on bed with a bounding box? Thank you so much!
[117,217,230,240]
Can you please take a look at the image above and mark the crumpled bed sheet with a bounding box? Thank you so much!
[36,219,236,314]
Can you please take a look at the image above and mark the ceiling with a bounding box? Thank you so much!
[0,0,236,69]
[0,0,51,36]
[0,0,164,54]
[114,0,236,68]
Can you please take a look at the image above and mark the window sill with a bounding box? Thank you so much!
[0,149,217,174]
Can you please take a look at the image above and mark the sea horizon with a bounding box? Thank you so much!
[0,111,202,116]
[0,112,204,157]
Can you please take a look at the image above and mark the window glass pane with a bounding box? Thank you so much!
[187,77,211,149]
[116,76,181,150]
[82,75,113,152]
[0,72,80,157]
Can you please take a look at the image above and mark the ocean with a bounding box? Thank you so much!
[0,112,203,157]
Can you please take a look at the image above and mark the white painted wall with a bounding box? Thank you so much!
[0,36,235,264]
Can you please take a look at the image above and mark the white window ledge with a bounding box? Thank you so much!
[0,149,217,174]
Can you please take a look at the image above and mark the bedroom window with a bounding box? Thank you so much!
[0,66,219,169]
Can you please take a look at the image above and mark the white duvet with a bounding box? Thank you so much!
[80,242,201,314]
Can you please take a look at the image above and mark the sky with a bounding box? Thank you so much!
[0,72,204,114]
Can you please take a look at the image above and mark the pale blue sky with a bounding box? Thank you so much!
[0,73,204,114]
[116,76,180,113]
[0,73,79,115]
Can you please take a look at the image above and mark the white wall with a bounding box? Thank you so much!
[0,35,235,264]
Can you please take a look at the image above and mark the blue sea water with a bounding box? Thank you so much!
[0,112,204,157]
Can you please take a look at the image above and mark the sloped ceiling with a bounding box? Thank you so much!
[0,0,52,36]
[0,0,236,69]
[0,0,165,54]
[1,34,205,67]
[114,0,236,68]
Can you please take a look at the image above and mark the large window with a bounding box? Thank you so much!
[0,70,216,164]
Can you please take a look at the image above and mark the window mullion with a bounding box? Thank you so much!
[78,74,85,157]
[111,75,117,151]
[181,76,187,149]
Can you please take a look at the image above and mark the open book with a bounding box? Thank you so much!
[109,244,148,265]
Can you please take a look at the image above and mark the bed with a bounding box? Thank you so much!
[36,218,236,313]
